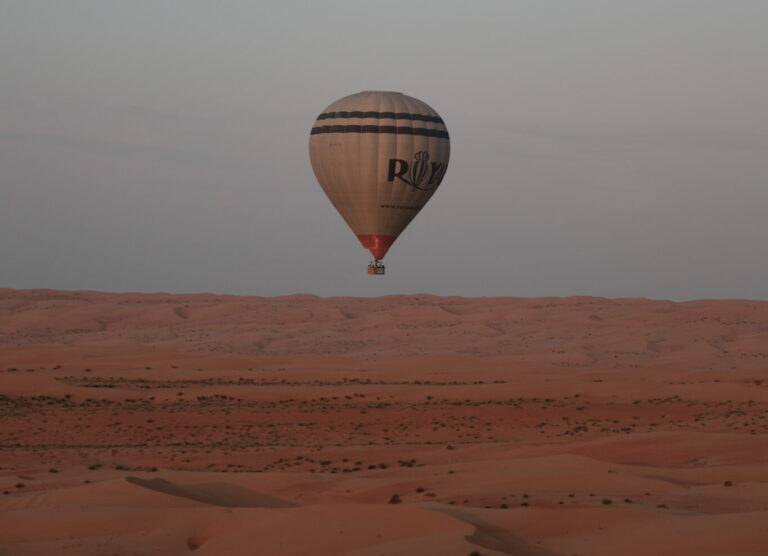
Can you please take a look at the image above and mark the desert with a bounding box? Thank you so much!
[1,288,767,555]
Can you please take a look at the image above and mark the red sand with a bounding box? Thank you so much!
[1,288,767,555]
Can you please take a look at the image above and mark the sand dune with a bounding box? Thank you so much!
[5,288,768,368]
[1,288,767,555]
[126,476,297,508]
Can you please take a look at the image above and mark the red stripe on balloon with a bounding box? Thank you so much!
[356,234,396,260]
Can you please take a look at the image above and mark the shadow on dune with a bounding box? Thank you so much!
[125,476,297,508]
[432,506,563,556]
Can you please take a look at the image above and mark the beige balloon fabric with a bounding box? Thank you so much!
[309,91,450,260]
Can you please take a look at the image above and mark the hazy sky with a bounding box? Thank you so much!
[2,1,767,299]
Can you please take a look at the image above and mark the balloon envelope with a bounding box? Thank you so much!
[309,91,450,260]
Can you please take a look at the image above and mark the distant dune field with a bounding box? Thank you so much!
[1,289,767,555]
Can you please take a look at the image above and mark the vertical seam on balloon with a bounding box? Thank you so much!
[395,93,418,237]
[339,108,355,234]
[383,93,399,235]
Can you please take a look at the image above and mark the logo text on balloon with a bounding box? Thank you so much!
[387,151,447,191]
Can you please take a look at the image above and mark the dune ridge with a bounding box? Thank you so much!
[4,288,768,368]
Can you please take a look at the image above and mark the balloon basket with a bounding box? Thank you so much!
[367,261,385,275]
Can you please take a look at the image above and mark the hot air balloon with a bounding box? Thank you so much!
[309,91,450,275]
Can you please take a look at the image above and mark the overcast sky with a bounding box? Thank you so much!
[2,1,767,299]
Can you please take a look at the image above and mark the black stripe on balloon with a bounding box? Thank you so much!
[316,111,445,124]
[310,125,449,139]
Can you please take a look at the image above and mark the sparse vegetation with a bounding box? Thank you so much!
[3,292,768,553]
